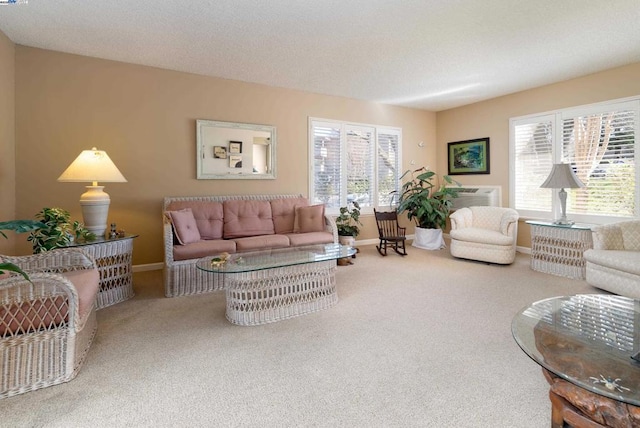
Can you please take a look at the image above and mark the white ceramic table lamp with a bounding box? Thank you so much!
[58,147,127,236]
[540,163,584,225]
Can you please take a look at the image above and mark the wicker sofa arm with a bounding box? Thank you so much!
[163,218,176,264]
[323,213,339,243]
[1,248,96,274]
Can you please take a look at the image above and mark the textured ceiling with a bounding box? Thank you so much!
[1,0,639,111]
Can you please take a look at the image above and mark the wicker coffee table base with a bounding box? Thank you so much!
[225,260,338,326]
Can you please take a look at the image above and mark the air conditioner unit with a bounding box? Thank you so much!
[448,186,501,210]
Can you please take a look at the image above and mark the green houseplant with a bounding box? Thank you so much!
[335,201,362,237]
[27,207,96,253]
[0,219,46,279]
[395,167,460,250]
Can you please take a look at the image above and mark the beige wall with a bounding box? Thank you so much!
[14,46,436,265]
[436,62,640,247]
[9,42,640,263]
[0,30,15,255]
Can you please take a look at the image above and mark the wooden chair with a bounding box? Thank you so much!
[374,209,407,256]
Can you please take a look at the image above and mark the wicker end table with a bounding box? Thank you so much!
[526,220,593,280]
[67,234,137,309]
[197,243,356,326]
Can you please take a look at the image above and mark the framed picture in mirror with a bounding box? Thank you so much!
[196,120,276,179]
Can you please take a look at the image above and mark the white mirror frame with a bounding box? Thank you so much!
[196,119,277,180]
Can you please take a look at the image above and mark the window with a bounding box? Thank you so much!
[309,118,402,213]
[510,98,639,223]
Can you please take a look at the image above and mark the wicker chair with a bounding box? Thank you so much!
[0,249,99,399]
[374,209,407,256]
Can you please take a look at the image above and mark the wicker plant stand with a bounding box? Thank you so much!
[197,244,354,326]
[526,220,593,279]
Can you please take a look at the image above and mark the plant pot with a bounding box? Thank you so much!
[412,227,445,250]
[338,235,356,247]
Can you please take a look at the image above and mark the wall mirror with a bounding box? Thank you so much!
[196,119,277,179]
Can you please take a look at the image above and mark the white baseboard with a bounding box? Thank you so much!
[133,262,163,272]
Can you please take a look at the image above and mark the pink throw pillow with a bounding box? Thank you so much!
[293,204,325,233]
[167,208,201,245]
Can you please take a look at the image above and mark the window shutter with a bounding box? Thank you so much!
[310,118,402,211]
[346,126,374,208]
[377,129,401,207]
[312,122,342,208]
[513,117,554,214]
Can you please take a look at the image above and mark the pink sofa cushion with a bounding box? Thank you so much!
[270,197,309,234]
[293,204,325,233]
[286,231,334,246]
[166,208,201,245]
[173,240,237,261]
[63,268,100,320]
[223,200,274,239]
[233,234,290,252]
[166,201,224,240]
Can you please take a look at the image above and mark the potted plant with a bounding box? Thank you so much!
[335,201,362,247]
[395,167,460,250]
[27,207,96,253]
[0,219,46,279]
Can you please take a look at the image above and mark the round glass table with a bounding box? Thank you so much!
[512,294,640,426]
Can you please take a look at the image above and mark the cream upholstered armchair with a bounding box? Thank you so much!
[449,206,519,264]
[584,220,640,298]
[0,248,100,399]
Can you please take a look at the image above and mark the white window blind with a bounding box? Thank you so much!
[510,98,639,222]
[561,105,636,218]
[309,119,402,212]
[512,116,554,215]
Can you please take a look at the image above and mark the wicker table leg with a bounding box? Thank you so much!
[225,260,338,326]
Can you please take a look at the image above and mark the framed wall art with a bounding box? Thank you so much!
[213,146,227,159]
[196,119,276,179]
[229,155,242,168]
[447,137,490,175]
[229,141,243,154]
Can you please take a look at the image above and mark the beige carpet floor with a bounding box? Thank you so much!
[0,244,600,427]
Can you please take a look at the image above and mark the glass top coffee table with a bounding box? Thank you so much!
[196,243,355,326]
[512,294,640,426]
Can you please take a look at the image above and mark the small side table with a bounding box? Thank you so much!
[67,234,138,309]
[526,220,593,280]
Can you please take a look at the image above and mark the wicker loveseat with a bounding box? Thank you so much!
[584,220,640,298]
[0,248,100,399]
[163,194,338,297]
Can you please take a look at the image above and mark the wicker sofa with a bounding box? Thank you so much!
[0,248,100,399]
[584,220,640,298]
[163,194,338,297]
